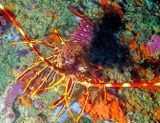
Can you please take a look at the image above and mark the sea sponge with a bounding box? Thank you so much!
[146,34,160,55]
[78,90,126,123]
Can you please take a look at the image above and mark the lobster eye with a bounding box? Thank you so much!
[70,55,74,59]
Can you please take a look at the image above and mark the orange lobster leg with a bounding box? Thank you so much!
[49,78,75,122]
[66,78,75,95]
[52,104,67,121]
[64,78,89,122]
[43,74,66,90]
[76,88,89,122]
[49,77,74,109]
[65,84,89,122]
[23,65,48,93]
[49,95,65,109]
[16,55,55,81]
[48,78,67,109]
[50,28,65,45]
[52,89,74,122]
[30,70,54,98]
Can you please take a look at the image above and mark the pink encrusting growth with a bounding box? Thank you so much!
[2,67,42,113]
[2,83,24,113]
[146,34,160,55]
[68,5,94,45]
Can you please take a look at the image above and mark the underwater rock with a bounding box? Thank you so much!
[0,10,11,34]
[33,100,44,109]
[52,102,91,122]
[88,12,131,70]
[18,113,49,123]
[17,49,30,57]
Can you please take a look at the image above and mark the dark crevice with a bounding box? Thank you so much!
[88,13,131,71]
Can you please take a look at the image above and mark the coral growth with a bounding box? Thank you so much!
[122,0,160,44]
[146,34,160,55]
[2,84,22,112]
[122,88,160,122]
[78,89,126,123]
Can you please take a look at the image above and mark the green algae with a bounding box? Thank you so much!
[4,0,101,39]
[123,0,160,44]
[10,0,77,38]
[0,33,18,93]
[0,55,16,93]
[122,88,160,122]
[128,110,153,123]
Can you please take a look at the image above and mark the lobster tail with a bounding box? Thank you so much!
[68,5,94,46]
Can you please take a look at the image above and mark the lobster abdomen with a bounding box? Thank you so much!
[68,5,94,45]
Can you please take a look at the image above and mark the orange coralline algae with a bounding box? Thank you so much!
[132,51,141,61]
[78,91,126,123]
[110,2,124,18]
[17,96,32,108]
[129,39,139,50]
[120,29,155,61]
[101,0,124,18]
[140,43,153,58]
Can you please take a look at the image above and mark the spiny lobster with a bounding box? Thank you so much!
[0,1,160,122]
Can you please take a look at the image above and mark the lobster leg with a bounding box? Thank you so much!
[49,77,74,109]
[23,59,58,94]
[64,78,76,121]
[103,86,107,101]
[65,88,89,122]
[76,88,89,122]
[65,78,89,122]
[52,82,75,122]
[49,95,65,109]
[30,70,55,98]
[48,78,74,122]
[23,65,48,93]
[16,55,55,81]
[52,104,67,121]
[50,95,67,122]
[43,74,66,90]
[52,90,74,122]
